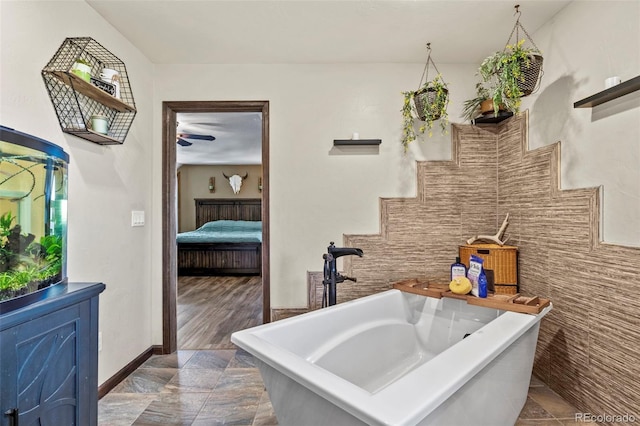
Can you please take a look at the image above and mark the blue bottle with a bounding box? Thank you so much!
[451,257,467,280]
[478,269,488,298]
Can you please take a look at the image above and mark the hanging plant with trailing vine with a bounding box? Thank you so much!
[400,44,450,152]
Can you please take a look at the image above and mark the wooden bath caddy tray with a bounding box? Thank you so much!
[392,279,550,315]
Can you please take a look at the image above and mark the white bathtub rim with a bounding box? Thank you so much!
[232,290,551,426]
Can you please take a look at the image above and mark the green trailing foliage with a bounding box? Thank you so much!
[478,39,540,116]
[401,74,449,151]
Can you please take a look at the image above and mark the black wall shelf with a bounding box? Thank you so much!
[333,139,382,146]
[472,111,513,125]
[574,75,640,108]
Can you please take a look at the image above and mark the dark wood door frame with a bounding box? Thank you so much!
[162,100,270,354]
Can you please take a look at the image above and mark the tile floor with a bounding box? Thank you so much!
[99,349,593,426]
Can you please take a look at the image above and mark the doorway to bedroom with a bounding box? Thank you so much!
[162,101,270,354]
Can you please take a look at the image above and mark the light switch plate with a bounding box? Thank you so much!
[131,210,145,227]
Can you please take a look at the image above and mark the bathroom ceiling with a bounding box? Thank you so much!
[86,0,571,64]
[85,0,572,165]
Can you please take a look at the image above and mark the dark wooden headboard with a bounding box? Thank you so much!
[195,198,262,228]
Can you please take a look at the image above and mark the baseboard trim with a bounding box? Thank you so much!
[270,307,309,321]
[98,345,163,399]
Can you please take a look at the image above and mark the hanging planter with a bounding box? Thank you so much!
[472,5,544,118]
[413,80,448,122]
[401,43,450,151]
[517,52,543,96]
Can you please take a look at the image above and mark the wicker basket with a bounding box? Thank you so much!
[413,87,447,121]
[495,284,518,295]
[518,54,543,96]
[459,244,518,285]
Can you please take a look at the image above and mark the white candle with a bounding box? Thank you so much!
[352,132,359,140]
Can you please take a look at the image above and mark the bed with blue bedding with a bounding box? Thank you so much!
[177,198,262,276]
[177,220,262,244]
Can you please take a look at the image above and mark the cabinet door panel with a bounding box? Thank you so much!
[14,304,82,425]
[0,328,19,424]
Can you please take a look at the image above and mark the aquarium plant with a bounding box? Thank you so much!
[0,211,63,301]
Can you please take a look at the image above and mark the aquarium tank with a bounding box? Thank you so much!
[0,125,68,312]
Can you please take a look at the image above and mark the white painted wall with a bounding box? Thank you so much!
[152,63,478,311]
[523,0,640,247]
[0,1,155,384]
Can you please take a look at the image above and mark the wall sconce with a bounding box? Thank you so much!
[258,177,262,193]
[208,177,215,193]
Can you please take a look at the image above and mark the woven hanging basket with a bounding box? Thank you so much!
[518,54,543,96]
[413,86,448,122]
[506,6,544,97]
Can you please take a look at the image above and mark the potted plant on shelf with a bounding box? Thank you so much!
[461,82,494,123]
[401,43,450,151]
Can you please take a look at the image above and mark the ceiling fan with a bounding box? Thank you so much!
[176,122,216,146]
[176,133,216,147]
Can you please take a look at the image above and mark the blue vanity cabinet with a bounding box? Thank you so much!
[0,282,105,426]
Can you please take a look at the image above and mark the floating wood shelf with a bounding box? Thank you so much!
[574,75,640,108]
[48,71,135,112]
[392,278,550,315]
[472,111,513,125]
[333,139,382,146]
[61,128,124,145]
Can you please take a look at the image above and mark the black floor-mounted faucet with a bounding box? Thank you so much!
[322,241,363,307]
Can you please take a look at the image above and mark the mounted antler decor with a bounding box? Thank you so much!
[466,213,510,246]
[223,172,248,194]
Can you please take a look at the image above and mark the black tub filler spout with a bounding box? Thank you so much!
[322,241,363,307]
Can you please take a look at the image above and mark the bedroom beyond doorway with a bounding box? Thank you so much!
[162,100,270,355]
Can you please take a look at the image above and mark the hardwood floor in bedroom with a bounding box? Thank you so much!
[177,275,263,350]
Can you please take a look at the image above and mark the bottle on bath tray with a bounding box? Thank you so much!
[467,254,487,298]
[478,269,488,298]
[450,256,467,281]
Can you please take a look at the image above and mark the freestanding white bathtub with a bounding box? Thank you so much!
[231,289,551,426]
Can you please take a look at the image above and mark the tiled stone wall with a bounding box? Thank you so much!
[342,124,500,300]
[276,113,640,422]
[494,115,640,420]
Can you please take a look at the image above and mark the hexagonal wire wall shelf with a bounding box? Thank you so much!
[42,37,136,145]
